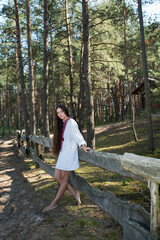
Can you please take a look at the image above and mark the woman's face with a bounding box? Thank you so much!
[56,108,68,121]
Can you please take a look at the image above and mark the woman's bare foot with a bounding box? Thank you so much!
[43,203,57,212]
[75,191,81,206]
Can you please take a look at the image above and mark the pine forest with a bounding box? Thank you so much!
[0,0,160,151]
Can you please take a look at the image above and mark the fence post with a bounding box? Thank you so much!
[26,136,30,157]
[35,143,42,168]
[150,181,160,239]
[17,131,21,148]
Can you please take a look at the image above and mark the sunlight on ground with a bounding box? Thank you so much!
[0,174,13,212]
[108,130,131,137]
[97,141,134,151]
[97,138,147,152]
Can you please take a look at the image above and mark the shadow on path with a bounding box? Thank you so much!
[0,137,44,240]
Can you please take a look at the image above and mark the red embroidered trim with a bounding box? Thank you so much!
[60,117,70,150]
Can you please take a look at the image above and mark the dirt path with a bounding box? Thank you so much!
[0,138,122,240]
[0,137,44,240]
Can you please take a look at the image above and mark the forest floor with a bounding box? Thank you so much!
[0,116,160,240]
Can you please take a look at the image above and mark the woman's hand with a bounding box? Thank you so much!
[81,144,91,153]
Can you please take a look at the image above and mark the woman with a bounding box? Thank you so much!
[45,105,90,212]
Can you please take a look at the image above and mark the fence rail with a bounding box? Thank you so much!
[17,132,160,240]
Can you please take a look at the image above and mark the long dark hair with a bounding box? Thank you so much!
[52,105,69,156]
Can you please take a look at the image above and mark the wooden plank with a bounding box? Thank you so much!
[150,182,160,239]
[20,146,26,155]
[29,135,53,148]
[78,149,146,183]
[122,153,160,184]
[29,148,54,177]
[123,220,157,240]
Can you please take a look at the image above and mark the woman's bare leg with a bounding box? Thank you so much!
[46,170,71,211]
[66,184,81,206]
[54,169,81,205]
[45,169,81,211]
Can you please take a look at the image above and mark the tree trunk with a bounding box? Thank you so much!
[112,82,119,121]
[50,32,56,130]
[5,61,10,134]
[14,0,29,136]
[65,0,76,119]
[119,76,125,120]
[138,0,154,151]
[131,95,138,141]
[34,58,38,132]
[15,42,21,130]
[1,87,5,136]
[124,0,138,141]
[123,1,131,117]
[43,0,50,137]
[82,0,95,148]
[77,39,85,131]
[26,0,36,134]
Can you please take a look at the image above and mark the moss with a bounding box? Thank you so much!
[58,228,72,238]
[74,217,99,229]
[104,231,117,240]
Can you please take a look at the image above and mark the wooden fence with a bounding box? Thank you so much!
[17,131,160,240]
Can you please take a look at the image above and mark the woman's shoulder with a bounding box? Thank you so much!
[68,118,77,126]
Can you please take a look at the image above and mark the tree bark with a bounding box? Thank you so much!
[119,76,125,120]
[50,32,56,130]
[77,39,85,131]
[82,0,95,148]
[124,0,138,141]
[26,0,36,134]
[1,87,5,136]
[138,0,154,151]
[65,0,76,119]
[131,95,138,141]
[112,82,119,121]
[14,0,29,136]
[123,1,131,117]
[43,0,50,137]
[15,42,21,130]
[34,58,38,132]
[5,61,10,134]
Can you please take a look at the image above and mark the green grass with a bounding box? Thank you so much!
[74,217,99,228]
[104,231,117,240]
[58,228,72,238]
[21,159,35,170]
[95,117,160,158]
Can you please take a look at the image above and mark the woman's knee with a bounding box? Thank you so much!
[54,170,61,183]
[53,175,60,183]
[60,172,70,183]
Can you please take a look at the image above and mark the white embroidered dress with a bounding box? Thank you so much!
[55,118,86,171]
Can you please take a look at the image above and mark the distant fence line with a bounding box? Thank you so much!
[17,131,160,240]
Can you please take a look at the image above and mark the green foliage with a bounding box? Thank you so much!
[121,178,132,186]
[0,127,17,136]
[146,148,160,158]
[135,109,147,119]
[150,86,160,103]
